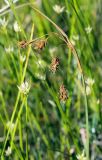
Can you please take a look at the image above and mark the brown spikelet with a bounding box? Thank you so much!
[59,84,68,102]
[33,39,47,50]
[18,38,47,50]
[18,40,28,48]
[50,57,60,73]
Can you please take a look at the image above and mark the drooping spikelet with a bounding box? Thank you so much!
[33,39,47,50]
[18,40,28,48]
[18,38,47,50]
[50,57,60,73]
[59,84,68,102]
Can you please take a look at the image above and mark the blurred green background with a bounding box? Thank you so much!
[0,0,102,159]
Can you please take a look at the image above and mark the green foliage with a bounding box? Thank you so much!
[0,0,101,159]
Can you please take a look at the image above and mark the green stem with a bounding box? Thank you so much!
[11,97,25,148]
[82,74,89,160]
[25,98,28,160]
[19,119,23,151]
[0,93,9,121]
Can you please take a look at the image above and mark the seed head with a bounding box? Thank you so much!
[50,57,60,73]
[33,39,47,50]
[59,84,68,102]
[18,40,28,48]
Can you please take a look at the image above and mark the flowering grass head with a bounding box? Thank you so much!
[14,21,21,32]
[6,121,15,132]
[17,81,31,95]
[5,46,14,53]
[85,77,95,95]
[0,17,8,28]
[20,55,26,63]
[5,146,12,156]
[85,26,92,34]
[85,77,95,86]
[53,4,65,14]
[76,150,86,160]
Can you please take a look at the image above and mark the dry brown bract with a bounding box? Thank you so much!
[59,84,68,102]
[18,40,28,48]
[50,57,60,73]
[33,39,47,50]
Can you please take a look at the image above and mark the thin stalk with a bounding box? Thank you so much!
[0,114,6,126]
[28,107,49,147]
[19,119,23,151]
[21,23,34,82]
[11,97,25,148]
[25,98,28,160]
[12,139,24,160]
[0,93,9,121]
[0,2,36,17]
[10,53,19,80]
[82,74,89,160]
